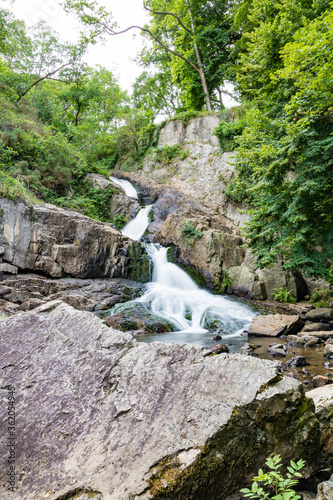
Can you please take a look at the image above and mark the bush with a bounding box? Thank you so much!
[154,145,189,165]
[180,222,204,243]
[240,454,305,500]
[310,287,333,308]
[272,286,295,304]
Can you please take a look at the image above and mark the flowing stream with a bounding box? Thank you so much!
[110,178,256,347]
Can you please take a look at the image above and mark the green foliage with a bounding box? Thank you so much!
[228,2,333,281]
[0,169,38,205]
[240,454,305,500]
[272,286,295,304]
[310,287,333,308]
[180,221,204,243]
[111,213,128,229]
[171,109,211,124]
[214,268,231,294]
[154,144,189,165]
[214,109,247,151]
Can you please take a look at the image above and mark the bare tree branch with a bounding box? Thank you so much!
[16,62,72,102]
[95,22,200,73]
[142,0,192,35]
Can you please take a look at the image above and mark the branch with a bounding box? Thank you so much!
[16,62,72,102]
[142,0,192,35]
[97,22,200,73]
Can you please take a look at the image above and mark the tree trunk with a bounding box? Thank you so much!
[185,0,212,111]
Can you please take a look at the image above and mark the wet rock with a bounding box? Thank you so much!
[248,314,303,337]
[207,344,229,354]
[312,376,333,388]
[305,308,333,322]
[300,331,333,341]
[267,343,287,357]
[304,337,320,347]
[0,301,321,499]
[286,356,308,367]
[240,342,257,356]
[323,362,333,371]
[104,303,175,334]
[287,335,306,346]
[324,345,333,359]
[326,338,333,345]
[302,322,333,332]
[213,334,222,340]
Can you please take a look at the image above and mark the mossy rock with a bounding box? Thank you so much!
[127,242,151,283]
[105,302,175,333]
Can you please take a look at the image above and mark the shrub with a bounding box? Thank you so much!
[272,286,296,304]
[180,221,204,243]
[240,454,305,500]
[154,145,189,165]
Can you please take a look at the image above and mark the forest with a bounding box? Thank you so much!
[0,0,332,281]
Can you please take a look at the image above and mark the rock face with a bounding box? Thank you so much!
[0,301,322,499]
[158,115,221,147]
[111,113,308,301]
[0,197,149,280]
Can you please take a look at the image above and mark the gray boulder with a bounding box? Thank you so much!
[0,301,321,499]
[306,309,333,322]
[248,314,303,337]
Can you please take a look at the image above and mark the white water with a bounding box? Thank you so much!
[114,179,256,339]
[121,205,153,241]
[110,176,138,199]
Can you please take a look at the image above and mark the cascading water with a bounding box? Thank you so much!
[110,178,256,344]
[121,205,153,241]
[110,176,139,199]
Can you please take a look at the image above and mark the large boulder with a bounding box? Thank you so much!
[306,386,333,472]
[0,197,148,280]
[105,302,175,333]
[248,314,303,337]
[0,301,322,499]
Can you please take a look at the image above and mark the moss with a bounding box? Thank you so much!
[146,391,320,499]
[127,242,150,283]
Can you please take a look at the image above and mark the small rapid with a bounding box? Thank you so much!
[110,176,139,199]
[109,177,256,341]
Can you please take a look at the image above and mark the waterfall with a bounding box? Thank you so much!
[113,179,256,340]
[121,205,153,242]
[110,176,139,199]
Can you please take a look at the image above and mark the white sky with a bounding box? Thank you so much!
[1,0,238,106]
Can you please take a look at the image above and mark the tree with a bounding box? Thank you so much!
[0,8,88,102]
[228,2,333,280]
[63,0,237,111]
[132,70,183,119]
